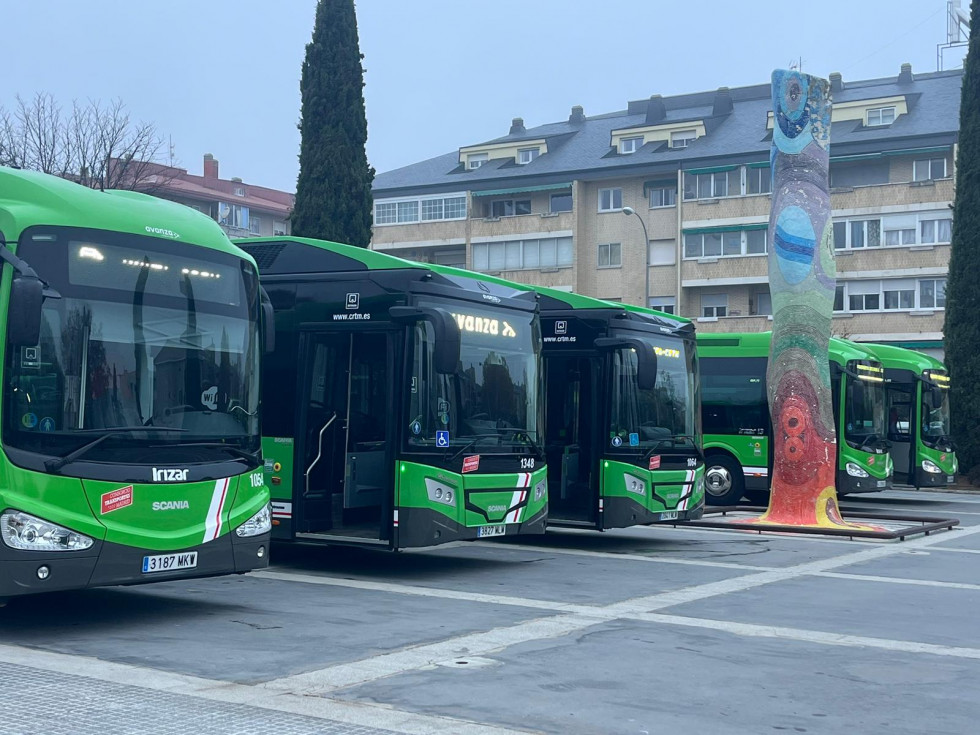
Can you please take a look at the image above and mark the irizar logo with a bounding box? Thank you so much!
[145,225,181,239]
[152,467,189,482]
[152,500,190,511]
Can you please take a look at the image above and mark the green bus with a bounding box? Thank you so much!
[233,237,547,549]
[698,331,892,505]
[864,343,956,488]
[1,167,272,602]
[533,289,704,529]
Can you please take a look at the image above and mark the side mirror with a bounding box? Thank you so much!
[8,275,44,347]
[594,336,658,390]
[390,305,460,374]
[260,287,275,354]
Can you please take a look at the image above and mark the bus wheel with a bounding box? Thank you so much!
[704,456,745,506]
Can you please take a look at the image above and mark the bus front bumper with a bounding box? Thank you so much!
[914,468,957,488]
[396,505,548,549]
[602,496,704,530]
[0,531,270,600]
[836,473,891,495]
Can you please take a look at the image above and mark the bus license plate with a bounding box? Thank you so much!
[876,480,887,488]
[947,476,955,484]
[659,511,679,521]
[478,526,506,538]
[142,552,198,574]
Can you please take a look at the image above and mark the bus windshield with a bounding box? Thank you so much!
[608,333,698,455]
[920,384,951,448]
[3,227,261,465]
[843,373,886,449]
[408,300,540,453]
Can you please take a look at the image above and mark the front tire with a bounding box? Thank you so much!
[704,455,745,506]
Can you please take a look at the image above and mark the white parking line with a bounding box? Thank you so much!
[811,571,980,591]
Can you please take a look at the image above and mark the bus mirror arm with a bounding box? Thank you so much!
[260,287,275,353]
[0,244,62,347]
[593,337,658,390]
[389,306,460,374]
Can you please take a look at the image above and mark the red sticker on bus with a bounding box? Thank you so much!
[462,455,480,473]
[649,455,661,470]
[102,486,133,514]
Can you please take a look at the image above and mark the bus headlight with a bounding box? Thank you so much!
[921,460,943,474]
[533,480,547,502]
[425,478,457,506]
[845,462,869,478]
[236,503,272,537]
[624,473,646,496]
[1,510,94,551]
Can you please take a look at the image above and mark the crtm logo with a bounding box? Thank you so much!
[152,467,189,482]
[152,500,190,511]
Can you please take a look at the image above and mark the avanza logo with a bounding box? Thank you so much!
[152,467,189,482]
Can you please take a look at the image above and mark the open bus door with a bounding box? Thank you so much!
[296,330,394,543]
[884,382,915,485]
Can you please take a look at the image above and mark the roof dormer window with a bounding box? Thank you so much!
[234,186,246,197]
[518,147,539,165]
[866,106,896,126]
[620,137,643,154]
[671,130,697,149]
[468,153,489,170]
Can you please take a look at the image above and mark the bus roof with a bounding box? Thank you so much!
[862,343,947,374]
[234,236,427,274]
[696,331,881,366]
[0,166,249,261]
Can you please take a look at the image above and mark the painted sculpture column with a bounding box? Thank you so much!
[759,70,849,527]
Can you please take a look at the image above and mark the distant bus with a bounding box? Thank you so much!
[1,167,271,603]
[697,332,892,505]
[234,237,547,549]
[531,288,704,529]
[864,343,956,488]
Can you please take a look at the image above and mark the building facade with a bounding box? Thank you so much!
[149,154,294,240]
[370,65,960,357]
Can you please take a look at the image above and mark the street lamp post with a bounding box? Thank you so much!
[622,206,649,308]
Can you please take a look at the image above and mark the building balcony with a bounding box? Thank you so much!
[470,211,575,239]
[830,177,954,211]
[693,314,771,333]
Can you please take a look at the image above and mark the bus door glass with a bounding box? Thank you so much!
[843,367,886,452]
[544,356,595,523]
[919,377,952,451]
[884,382,914,481]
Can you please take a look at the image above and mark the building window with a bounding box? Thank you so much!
[833,219,881,249]
[218,202,249,230]
[468,153,488,169]
[598,242,622,268]
[752,291,772,316]
[746,167,772,195]
[701,293,727,318]
[919,278,947,309]
[671,129,697,149]
[472,236,574,272]
[649,296,675,314]
[649,239,675,266]
[249,215,261,235]
[550,192,573,213]
[921,218,952,244]
[866,106,896,126]
[835,278,947,312]
[374,194,467,225]
[620,137,643,154]
[830,160,890,188]
[489,199,531,218]
[883,224,916,246]
[683,169,740,200]
[914,157,947,181]
[518,148,539,165]
[273,220,288,236]
[684,229,766,259]
[234,186,246,197]
[598,188,623,212]
[649,185,676,208]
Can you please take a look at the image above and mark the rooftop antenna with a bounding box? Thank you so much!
[938,0,970,70]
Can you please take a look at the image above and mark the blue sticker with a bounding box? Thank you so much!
[629,433,639,447]
[411,420,422,435]
[21,413,38,429]
[39,417,55,432]
[611,436,623,448]
[436,430,450,448]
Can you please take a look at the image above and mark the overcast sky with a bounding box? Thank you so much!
[1,0,969,192]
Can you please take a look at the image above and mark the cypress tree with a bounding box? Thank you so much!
[944,0,980,480]
[292,0,375,246]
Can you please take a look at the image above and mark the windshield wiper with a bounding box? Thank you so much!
[509,429,542,455]
[446,433,501,462]
[44,427,187,472]
[643,434,705,464]
[154,441,260,463]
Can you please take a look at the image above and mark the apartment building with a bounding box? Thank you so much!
[149,154,294,240]
[370,64,960,357]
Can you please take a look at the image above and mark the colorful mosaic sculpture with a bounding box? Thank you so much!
[758,70,856,528]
